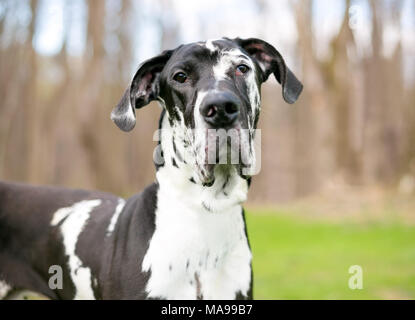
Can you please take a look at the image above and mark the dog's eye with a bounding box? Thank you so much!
[236,64,249,75]
[173,72,187,83]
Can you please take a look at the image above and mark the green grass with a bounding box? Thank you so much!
[246,209,415,299]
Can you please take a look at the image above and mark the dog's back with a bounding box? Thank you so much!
[0,181,119,299]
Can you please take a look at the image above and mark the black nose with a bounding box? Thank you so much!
[200,92,240,128]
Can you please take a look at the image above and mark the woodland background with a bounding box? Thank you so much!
[1,0,415,207]
[1,0,415,300]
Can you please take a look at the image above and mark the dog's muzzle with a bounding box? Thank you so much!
[192,91,255,186]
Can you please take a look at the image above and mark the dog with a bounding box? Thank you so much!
[0,37,302,300]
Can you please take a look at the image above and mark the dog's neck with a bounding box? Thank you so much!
[142,111,252,299]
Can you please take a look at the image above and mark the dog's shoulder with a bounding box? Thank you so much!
[122,182,159,232]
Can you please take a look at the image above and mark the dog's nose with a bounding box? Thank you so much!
[200,92,240,128]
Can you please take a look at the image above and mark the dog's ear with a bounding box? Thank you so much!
[111,50,173,131]
[234,38,303,104]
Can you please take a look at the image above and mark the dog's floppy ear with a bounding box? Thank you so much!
[235,38,303,104]
[111,50,173,131]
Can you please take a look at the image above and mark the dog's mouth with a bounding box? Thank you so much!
[193,128,255,186]
[170,120,256,186]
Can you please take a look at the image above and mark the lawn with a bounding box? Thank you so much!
[246,209,415,300]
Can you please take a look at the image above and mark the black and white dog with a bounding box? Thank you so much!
[0,38,302,300]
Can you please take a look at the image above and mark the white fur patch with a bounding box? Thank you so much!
[106,198,126,236]
[205,39,219,53]
[211,47,260,115]
[142,197,251,300]
[212,48,251,80]
[110,97,136,131]
[161,94,210,184]
[245,66,261,124]
[143,168,251,299]
[211,48,260,171]
[211,48,261,130]
[51,199,101,300]
[143,120,251,299]
[193,91,210,182]
[0,280,12,299]
[126,102,136,121]
[244,63,260,168]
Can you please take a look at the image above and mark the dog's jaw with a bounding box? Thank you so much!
[159,101,259,188]
[156,112,249,213]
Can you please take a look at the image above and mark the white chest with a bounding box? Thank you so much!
[142,173,252,300]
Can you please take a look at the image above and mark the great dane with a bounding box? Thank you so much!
[0,37,302,300]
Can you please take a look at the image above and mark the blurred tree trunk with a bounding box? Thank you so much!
[1,0,415,201]
[43,0,74,185]
[361,0,385,184]
[383,0,406,179]
[76,0,107,189]
[0,2,12,176]
[361,0,402,184]
[26,0,40,182]
[294,0,335,196]
[327,0,363,182]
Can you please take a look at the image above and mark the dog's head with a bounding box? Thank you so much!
[112,38,303,185]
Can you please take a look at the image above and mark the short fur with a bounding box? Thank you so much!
[0,38,302,300]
